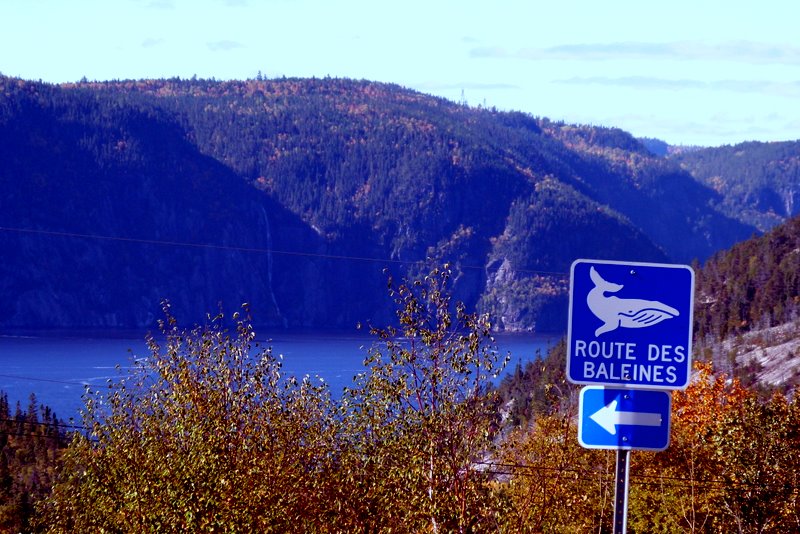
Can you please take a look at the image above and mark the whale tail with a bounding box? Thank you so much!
[595,320,619,337]
[590,266,623,294]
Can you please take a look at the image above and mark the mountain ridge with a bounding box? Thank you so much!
[0,75,770,331]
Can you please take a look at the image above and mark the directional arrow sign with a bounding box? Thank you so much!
[579,386,671,451]
[589,399,663,435]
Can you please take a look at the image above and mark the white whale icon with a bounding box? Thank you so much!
[587,266,679,337]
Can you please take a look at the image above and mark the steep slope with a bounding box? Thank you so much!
[91,78,752,330]
[671,140,800,231]
[0,76,755,331]
[695,214,800,390]
[695,216,800,341]
[537,120,753,262]
[95,78,750,265]
[479,177,669,331]
[0,78,390,329]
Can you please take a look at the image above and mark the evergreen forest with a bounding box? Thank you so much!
[5,75,787,332]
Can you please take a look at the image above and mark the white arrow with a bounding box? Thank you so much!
[589,399,662,435]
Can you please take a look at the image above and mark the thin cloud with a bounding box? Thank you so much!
[141,38,165,49]
[145,0,175,9]
[470,46,511,59]
[556,76,800,97]
[585,112,795,146]
[532,42,675,60]
[472,41,800,65]
[558,76,705,91]
[713,80,800,98]
[207,40,244,52]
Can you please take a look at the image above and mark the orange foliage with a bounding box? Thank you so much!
[672,361,751,434]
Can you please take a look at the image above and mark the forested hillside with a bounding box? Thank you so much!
[0,75,757,331]
[0,393,68,532]
[672,140,800,231]
[689,212,800,392]
[695,215,800,341]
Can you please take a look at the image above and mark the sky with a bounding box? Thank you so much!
[2,0,799,147]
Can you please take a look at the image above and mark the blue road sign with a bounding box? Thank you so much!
[579,386,671,451]
[567,259,694,390]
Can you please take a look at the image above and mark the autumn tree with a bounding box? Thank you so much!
[329,265,508,533]
[494,414,615,533]
[38,304,336,533]
[709,391,800,533]
[38,267,514,532]
[629,362,800,533]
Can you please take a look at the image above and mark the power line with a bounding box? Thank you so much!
[480,461,601,477]
[0,427,96,443]
[0,225,416,265]
[481,461,800,492]
[0,417,87,432]
[0,430,70,441]
[0,373,92,387]
[630,469,799,491]
[0,225,570,278]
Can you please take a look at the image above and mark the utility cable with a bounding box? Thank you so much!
[0,373,93,387]
[0,225,570,278]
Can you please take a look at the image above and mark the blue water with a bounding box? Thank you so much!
[0,331,557,423]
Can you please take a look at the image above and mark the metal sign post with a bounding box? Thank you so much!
[578,387,670,533]
[613,450,630,534]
